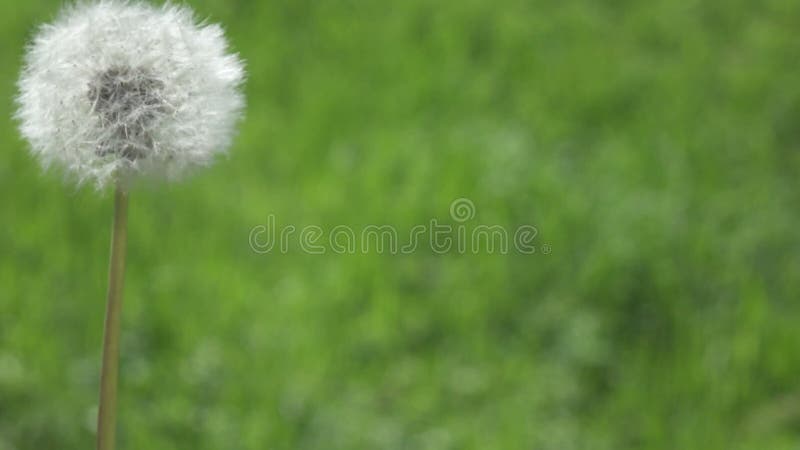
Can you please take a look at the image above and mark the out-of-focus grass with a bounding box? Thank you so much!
[1,0,800,449]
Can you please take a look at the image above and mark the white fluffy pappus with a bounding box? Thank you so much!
[16,0,246,188]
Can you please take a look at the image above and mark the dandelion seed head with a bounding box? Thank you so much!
[15,0,246,188]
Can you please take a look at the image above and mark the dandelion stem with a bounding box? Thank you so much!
[97,186,128,450]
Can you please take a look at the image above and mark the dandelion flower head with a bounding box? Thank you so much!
[16,0,246,188]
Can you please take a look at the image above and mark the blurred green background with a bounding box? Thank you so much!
[2,0,800,449]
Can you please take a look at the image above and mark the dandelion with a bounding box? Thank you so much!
[15,1,245,449]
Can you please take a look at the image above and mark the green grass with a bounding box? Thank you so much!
[2,0,800,448]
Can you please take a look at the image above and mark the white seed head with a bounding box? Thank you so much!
[15,0,246,188]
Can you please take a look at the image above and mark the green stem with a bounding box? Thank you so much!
[97,186,128,450]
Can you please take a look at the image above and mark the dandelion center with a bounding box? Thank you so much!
[88,66,166,161]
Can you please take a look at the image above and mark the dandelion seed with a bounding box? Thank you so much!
[16,0,246,188]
